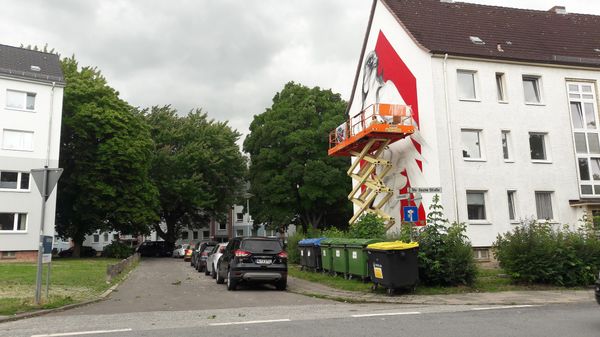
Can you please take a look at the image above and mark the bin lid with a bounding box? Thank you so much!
[299,238,326,246]
[345,238,382,247]
[320,238,346,246]
[367,241,419,250]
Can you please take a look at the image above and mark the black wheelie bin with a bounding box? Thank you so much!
[366,241,419,295]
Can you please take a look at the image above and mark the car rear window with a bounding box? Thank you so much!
[241,240,282,253]
[202,245,215,253]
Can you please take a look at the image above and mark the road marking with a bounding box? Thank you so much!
[31,328,133,337]
[209,319,291,326]
[351,311,421,318]
[471,305,539,311]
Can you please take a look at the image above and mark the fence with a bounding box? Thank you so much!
[106,253,140,283]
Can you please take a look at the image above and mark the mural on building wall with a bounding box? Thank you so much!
[361,30,428,225]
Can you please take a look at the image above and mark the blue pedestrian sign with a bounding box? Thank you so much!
[403,206,419,222]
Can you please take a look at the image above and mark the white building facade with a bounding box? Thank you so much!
[0,45,64,261]
[346,0,600,257]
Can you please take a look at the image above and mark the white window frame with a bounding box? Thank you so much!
[529,132,551,163]
[534,191,555,222]
[466,190,489,224]
[0,213,28,232]
[236,213,244,222]
[457,69,479,101]
[218,222,227,231]
[523,75,544,105]
[2,129,34,152]
[0,171,31,192]
[501,130,513,162]
[496,72,508,103]
[461,129,485,161]
[507,190,518,223]
[5,89,37,112]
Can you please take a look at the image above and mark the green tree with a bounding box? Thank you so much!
[243,82,352,231]
[145,106,246,245]
[56,56,159,257]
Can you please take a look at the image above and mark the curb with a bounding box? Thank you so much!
[0,266,136,324]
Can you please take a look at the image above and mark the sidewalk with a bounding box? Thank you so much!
[288,276,595,305]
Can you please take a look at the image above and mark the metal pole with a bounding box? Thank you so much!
[35,167,48,305]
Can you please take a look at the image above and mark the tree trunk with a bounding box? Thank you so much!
[72,240,82,258]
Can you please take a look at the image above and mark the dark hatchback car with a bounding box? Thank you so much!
[57,246,97,258]
[196,242,218,272]
[216,237,287,291]
[191,241,218,268]
[136,241,172,257]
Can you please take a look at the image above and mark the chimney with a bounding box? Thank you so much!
[549,6,567,14]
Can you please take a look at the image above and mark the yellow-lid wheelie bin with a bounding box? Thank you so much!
[366,241,419,296]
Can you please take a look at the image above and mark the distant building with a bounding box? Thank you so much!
[345,0,600,261]
[0,44,64,261]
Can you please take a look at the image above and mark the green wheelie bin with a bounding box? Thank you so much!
[367,241,419,296]
[331,238,350,278]
[319,238,336,274]
[346,238,382,281]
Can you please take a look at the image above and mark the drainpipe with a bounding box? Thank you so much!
[442,54,460,222]
[45,81,56,167]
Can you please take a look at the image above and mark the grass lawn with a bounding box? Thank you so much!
[0,258,135,316]
[288,265,565,296]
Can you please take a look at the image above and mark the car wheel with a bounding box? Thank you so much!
[226,269,237,291]
[204,266,210,276]
[216,264,225,284]
[275,279,287,291]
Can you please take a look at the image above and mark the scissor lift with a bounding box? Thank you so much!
[329,103,414,229]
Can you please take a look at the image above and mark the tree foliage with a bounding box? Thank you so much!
[145,106,246,244]
[56,56,159,256]
[243,82,352,231]
[349,214,386,239]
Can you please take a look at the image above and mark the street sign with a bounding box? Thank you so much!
[408,187,442,193]
[31,168,63,201]
[42,235,53,263]
[403,206,419,222]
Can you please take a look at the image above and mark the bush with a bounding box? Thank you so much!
[286,231,305,265]
[414,195,476,286]
[103,241,134,259]
[493,220,600,286]
[348,213,386,239]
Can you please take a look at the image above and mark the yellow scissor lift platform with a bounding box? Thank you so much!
[329,103,414,228]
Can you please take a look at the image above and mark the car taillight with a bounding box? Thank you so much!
[234,249,251,257]
[277,251,288,259]
[201,252,208,256]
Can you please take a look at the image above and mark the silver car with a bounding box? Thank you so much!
[205,242,227,278]
[172,244,189,258]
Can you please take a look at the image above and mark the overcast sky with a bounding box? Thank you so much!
[1,0,599,142]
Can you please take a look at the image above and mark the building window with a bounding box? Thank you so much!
[193,231,199,240]
[93,234,99,243]
[496,73,506,101]
[0,171,30,190]
[535,191,554,220]
[457,70,477,100]
[523,76,542,103]
[103,233,109,242]
[466,191,486,220]
[461,130,482,159]
[203,230,210,239]
[2,129,34,151]
[236,213,243,222]
[6,90,36,111]
[473,248,490,261]
[181,231,189,240]
[218,222,227,231]
[236,229,244,237]
[529,133,548,161]
[0,213,27,231]
[501,131,511,161]
[0,251,16,259]
[113,234,119,240]
[507,190,517,221]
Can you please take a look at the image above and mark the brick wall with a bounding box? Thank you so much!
[0,250,38,262]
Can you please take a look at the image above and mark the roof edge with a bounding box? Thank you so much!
[380,0,431,54]
[431,52,600,70]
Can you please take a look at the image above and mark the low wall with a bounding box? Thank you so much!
[106,253,140,283]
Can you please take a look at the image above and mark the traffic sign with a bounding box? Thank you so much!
[408,187,442,193]
[31,168,63,201]
[403,206,419,222]
[42,235,53,263]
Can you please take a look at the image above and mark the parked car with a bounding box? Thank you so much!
[136,241,172,257]
[595,272,600,305]
[206,242,227,278]
[172,244,189,258]
[183,245,194,262]
[191,241,218,267]
[57,246,97,258]
[196,242,218,272]
[216,237,287,291]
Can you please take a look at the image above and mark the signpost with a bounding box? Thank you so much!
[403,206,419,223]
[31,167,63,305]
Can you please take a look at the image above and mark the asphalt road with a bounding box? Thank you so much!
[2,258,600,337]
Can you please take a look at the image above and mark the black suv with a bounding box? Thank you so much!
[136,241,172,257]
[216,237,287,291]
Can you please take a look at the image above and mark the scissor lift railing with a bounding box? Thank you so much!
[328,104,415,229]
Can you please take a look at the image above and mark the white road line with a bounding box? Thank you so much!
[351,311,421,318]
[209,319,291,326]
[471,305,539,311]
[31,328,133,337]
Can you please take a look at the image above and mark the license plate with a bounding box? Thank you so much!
[255,258,272,265]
